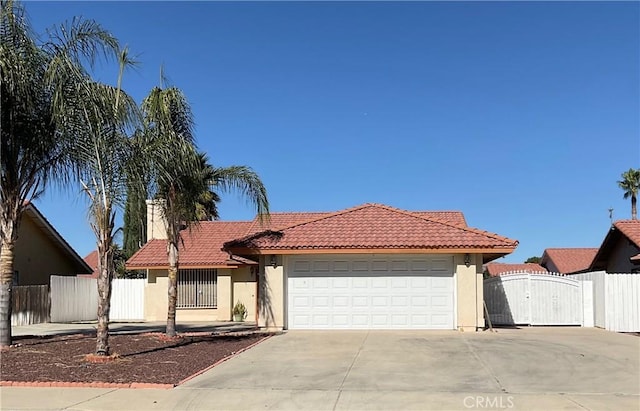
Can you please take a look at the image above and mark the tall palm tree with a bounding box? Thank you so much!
[0,0,121,347]
[140,85,269,337]
[70,49,139,355]
[618,168,640,220]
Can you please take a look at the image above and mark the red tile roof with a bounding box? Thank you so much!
[127,204,515,268]
[225,203,517,252]
[247,210,467,232]
[541,248,598,274]
[79,250,99,278]
[613,220,640,248]
[127,222,254,269]
[485,263,547,277]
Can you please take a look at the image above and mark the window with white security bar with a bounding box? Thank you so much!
[177,269,217,308]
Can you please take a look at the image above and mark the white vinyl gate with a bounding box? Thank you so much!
[484,273,587,326]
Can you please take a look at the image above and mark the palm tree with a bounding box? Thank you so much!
[140,85,269,337]
[618,168,640,220]
[0,0,121,347]
[70,50,139,355]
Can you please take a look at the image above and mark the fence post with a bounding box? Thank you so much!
[581,280,594,327]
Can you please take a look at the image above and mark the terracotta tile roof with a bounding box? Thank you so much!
[80,250,99,277]
[541,248,598,274]
[613,220,640,249]
[485,263,547,277]
[246,210,467,232]
[225,203,517,252]
[127,221,254,268]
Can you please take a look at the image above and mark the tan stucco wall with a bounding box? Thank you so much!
[144,268,257,322]
[13,215,78,285]
[258,255,285,330]
[606,237,640,273]
[455,254,484,331]
[232,266,257,322]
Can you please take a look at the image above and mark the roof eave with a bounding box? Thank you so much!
[126,264,245,270]
[225,246,517,255]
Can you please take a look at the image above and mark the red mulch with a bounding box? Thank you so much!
[0,332,269,386]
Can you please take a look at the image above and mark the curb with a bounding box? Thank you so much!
[177,334,272,386]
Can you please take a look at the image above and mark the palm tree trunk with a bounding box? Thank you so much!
[166,241,178,337]
[632,195,637,220]
[95,236,114,355]
[0,209,18,347]
[0,236,15,347]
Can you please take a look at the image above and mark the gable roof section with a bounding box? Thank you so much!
[485,262,547,277]
[245,210,467,233]
[127,221,254,269]
[541,248,598,274]
[224,203,517,255]
[589,220,640,271]
[23,204,92,274]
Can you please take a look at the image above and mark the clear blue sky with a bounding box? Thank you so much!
[24,1,640,263]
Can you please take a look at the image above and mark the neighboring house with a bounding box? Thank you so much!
[589,220,640,273]
[540,248,598,274]
[484,262,547,277]
[79,250,99,278]
[128,202,517,331]
[13,203,92,285]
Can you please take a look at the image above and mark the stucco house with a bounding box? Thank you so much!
[14,203,92,285]
[127,202,518,331]
[589,220,640,273]
[540,248,598,274]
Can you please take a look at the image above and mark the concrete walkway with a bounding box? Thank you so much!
[1,327,639,410]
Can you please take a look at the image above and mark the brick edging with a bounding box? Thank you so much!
[0,381,174,389]
[177,334,272,386]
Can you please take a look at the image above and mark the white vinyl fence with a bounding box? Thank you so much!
[484,272,590,326]
[110,278,145,321]
[50,276,145,322]
[571,271,640,332]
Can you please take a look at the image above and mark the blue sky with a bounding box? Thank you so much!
[24,1,639,263]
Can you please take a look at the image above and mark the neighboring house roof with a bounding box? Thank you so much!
[225,203,517,259]
[485,263,548,277]
[23,203,92,274]
[79,250,99,278]
[540,248,598,274]
[590,220,640,271]
[127,221,255,269]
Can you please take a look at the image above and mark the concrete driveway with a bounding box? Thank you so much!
[1,327,639,410]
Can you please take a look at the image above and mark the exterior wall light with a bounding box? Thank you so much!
[464,253,471,268]
[270,255,277,268]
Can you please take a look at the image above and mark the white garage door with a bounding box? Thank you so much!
[287,255,455,330]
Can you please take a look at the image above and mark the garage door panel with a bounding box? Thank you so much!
[353,296,369,307]
[333,296,349,308]
[288,255,454,330]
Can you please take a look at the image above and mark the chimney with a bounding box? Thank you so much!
[146,199,168,240]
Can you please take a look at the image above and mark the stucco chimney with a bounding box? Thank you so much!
[146,199,168,240]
